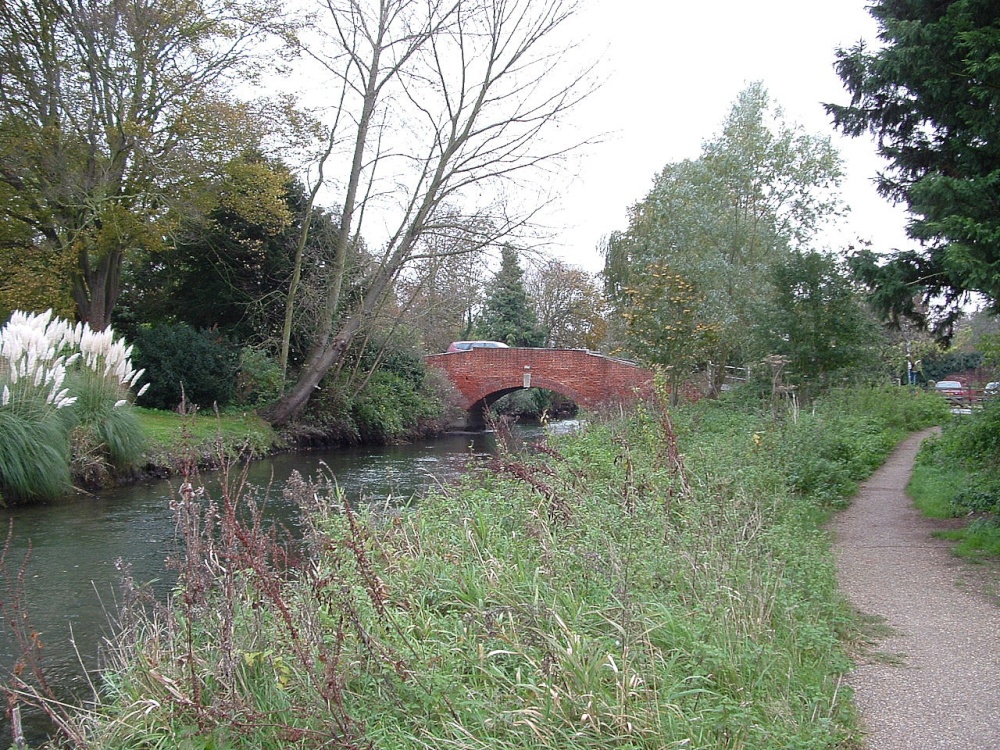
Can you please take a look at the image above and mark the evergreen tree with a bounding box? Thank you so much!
[828,0,1000,335]
[475,246,545,347]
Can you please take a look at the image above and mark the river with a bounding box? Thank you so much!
[0,422,571,745]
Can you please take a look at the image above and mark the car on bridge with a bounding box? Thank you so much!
[446,340,510,353]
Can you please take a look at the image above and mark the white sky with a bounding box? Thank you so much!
[541,0,912,272]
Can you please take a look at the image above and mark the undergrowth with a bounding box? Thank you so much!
[909,397,1000,559]
[3,384,945,748]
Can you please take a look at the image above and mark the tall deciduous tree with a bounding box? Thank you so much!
[620,261,719,404]
[605,83,843,387]
[116,153,298,344]
[395,232,489,353]
[0,0,283,330]
[524,258,606,349]
[266,0,593,425]
[0,209,75,321]
[756,251,881,387]
[827,0,1000,335]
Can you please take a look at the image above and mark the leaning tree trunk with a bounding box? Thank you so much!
[265,312,364,426]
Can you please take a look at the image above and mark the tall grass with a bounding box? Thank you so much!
[0,397,72,502]
[65,367,145,484]
[0,310,148,503]
[10,384,944,748]
[0,310,77,502]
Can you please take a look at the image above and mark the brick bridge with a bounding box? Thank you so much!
[424,348,654,426]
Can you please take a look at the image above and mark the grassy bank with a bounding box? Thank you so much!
[15,386,947,749]
[134,407,280,476]
[908,399,1000,559]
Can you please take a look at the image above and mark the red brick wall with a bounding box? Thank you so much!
[425,348,653,411]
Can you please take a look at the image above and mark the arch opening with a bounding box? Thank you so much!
[464,386,580,429]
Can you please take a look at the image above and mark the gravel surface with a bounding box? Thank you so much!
[831,430,1000,749]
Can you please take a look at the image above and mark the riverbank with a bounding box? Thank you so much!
[134,407,281,477]
[68,408,283,490]
[90,406,445,488]
[123,406,558,486]
[16,386,949,749]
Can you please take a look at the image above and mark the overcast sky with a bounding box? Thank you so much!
[542,0,910,272]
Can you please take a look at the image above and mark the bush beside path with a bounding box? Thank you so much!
[832,430,1000,749]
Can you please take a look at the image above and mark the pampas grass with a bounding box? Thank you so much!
[66,367,145,473]
[0,396,72,502]
[0,310,147,503]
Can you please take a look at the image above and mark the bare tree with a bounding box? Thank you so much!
[267,0,594,424]
[525,257,606,349]
[395,226,491,353]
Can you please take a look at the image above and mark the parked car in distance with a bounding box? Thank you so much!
[934,381,979,406]
[986,382,1000,397]
[445,340,510,353]
[934,380,965,396]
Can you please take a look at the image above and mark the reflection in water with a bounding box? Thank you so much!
[0,422,573,744]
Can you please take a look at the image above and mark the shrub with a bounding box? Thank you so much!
[235,347,284,407]
[298,355,453,444]
[951,476,1000,515]
[300,379,360,444]
[775,386,947,508]
[132,323,237,411]
[916,398,1000,518]
[352,369,439,443]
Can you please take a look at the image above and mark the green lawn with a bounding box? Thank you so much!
[135,407,280,469]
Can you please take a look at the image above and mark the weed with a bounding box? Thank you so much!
[5,386,940,748]
[910,401,1000,557]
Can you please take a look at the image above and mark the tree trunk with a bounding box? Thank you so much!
[265,315,361,426]
[71,248,122,331]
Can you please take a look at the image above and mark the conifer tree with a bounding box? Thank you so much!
[828,0,1000,334]
[475,246,545,347]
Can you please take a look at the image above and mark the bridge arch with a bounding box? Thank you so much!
[425,348,653,426]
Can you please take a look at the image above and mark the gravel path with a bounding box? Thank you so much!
[831,430,1000,749]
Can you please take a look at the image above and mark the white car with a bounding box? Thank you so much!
[445,340,510,353]
[934,380,964,394]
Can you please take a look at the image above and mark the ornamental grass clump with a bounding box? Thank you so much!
[0,310,78,502]
[0,310,148,503]
[67,321,149,481]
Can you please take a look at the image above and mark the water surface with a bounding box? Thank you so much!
[0,428,517,744]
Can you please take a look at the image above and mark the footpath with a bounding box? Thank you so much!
[831,430,1000,749]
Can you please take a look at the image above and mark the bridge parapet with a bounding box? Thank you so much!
[425,348,653,418]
